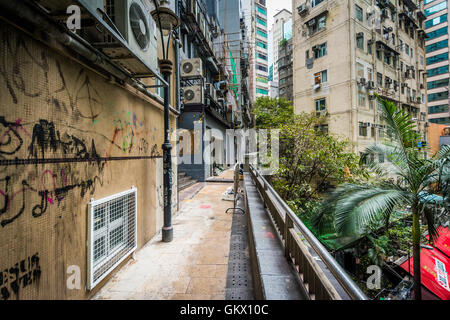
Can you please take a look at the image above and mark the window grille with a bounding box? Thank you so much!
[87,187,137,290]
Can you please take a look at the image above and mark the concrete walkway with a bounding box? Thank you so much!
[93,173,235,300]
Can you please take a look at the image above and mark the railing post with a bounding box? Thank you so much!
[244,154,250,172]
[284,213,293,259]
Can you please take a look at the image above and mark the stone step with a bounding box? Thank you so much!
[181,175,197,185]
[178,178,198,191]
[178,172,187,178]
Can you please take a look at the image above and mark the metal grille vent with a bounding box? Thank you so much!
[87,187,137,290]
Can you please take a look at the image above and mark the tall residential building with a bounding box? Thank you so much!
[293,0,429,155]
[248,0,270,100]
[279,37,294,101]
[271,9,292,87]
[424,0,450,124]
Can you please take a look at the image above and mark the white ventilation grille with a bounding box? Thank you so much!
[87,187,137,290]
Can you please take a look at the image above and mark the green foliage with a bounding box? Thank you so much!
[280,38,287,47]
[253,96,294,130]
[311,95,450,299]
[367,235,393,266]
[253,97,366,220]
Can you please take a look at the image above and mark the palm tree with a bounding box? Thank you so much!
[312,95,450,300]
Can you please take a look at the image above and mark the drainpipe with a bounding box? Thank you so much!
[0,0,180,115]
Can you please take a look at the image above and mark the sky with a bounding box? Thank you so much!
[266,0,293,66]
[267,0,293,28]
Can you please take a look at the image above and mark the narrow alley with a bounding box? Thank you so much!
[93,170,251,300]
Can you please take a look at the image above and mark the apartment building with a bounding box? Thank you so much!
[279,38,294,101]
[249,0,270,100]
[424,0,450,124]
[178,0,248,182]
[293,0,429,155]
[272,9,293,87]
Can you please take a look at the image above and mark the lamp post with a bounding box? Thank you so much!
[151,0,180,242]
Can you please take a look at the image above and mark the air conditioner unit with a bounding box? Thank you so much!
[102,0,158,71]
[359,78,367,86]
[181,58,203,78]
[298,3,309,15]
[183,85,203,105]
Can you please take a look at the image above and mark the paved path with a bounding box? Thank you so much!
[93,175,235,300]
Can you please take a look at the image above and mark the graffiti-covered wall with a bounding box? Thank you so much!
[0,21,177,299]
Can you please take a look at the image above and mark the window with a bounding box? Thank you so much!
[358,92,366,107]
[256,17,267,27]
[355,5,363,22]
[379,154,385,163]
[377,72,383,86]
[256,5,267,15]
[367,68,373,81]
[257,41,267,49]
[405,44,409,55]
[357,63,364,78]
[356,33,364,49]
[427,52,449,65]
[430,117,450,124]
[429,104,449,114]
[426,26,448,40]
[311,0,325,8]
[425,1,447,16]
[256,29,268,38]
[309,14,327,35]
[314,43,327,59]
[428,65,449,77]
[315,98,326,114]
[256,88,268,95]
[314,70,327,84]
[359,123,368,137]
[426,39,448,53]
[428,78,449,89]
[257,53,268,60]
[425,14,447,28]
[367,41,373,54]
[257,64,268,72]
[257,77,268,83]
[428,91,449,102]
[385,77,391,88]
[384,52,391,64]
[376,49,382,60]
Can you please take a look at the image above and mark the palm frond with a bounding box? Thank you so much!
[333,185,409,235]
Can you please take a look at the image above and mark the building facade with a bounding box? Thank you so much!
[279,38,294,101]
[424,0,450,124]
[293,0,429,155]
[248,0,270,100]
[0,0,178,299]
[177,0,249,183]
[271,9,293,88]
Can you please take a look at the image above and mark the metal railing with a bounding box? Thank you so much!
[247,165,368,300]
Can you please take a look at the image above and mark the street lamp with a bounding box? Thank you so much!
[151,0,180,242]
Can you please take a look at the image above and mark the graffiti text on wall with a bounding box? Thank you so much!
[0,253,41,300]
